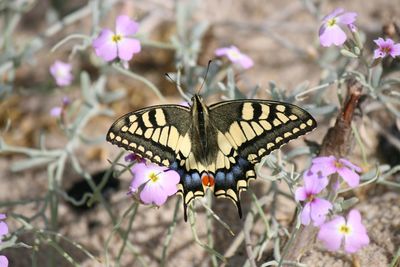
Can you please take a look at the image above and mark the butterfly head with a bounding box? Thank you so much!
[191,94,208,113]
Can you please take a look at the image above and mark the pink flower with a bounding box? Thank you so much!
[318,209,369,253]
[295,172,332,226]
[311,156,361,188]
[0,256,8,267]
[49,61,73,87]
[129,163,179,206]
[92,15,141,62]
[50,96,71,118]
[319,8,357,47]
[0,214,9,267]
[373,38,400,59]
[0,214,8,240]
[215,45,254,69]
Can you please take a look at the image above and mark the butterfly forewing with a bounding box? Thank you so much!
[208,100,316,210]
[107,105,191,167]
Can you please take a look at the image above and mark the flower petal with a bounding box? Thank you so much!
[311,156,337,176]
[0,221,8,237]
[130,163,152,190]
[117,38,141,61]
[140,183,168,206]
[339,158,361,172]
[237,54,254,69]
[373,48,385,59]
[50,107,62,117]
[0,214,5,220]
[215,47,233,56]
[344,210,369,253]
[319,25,347,47]
[300,202,312,225]
[373,37,385,46]
[390,43,400,57]
[157,170,180,196]
[310,198,332,226]
[304,173,329,194]
[92,29,118,62]
[295,186,307,201]
[337,167,360,187]
[337,12,357,25]
[0,255,8,267]
[318,216,345,251]
[115,15,139,36]
[321,8,344,23]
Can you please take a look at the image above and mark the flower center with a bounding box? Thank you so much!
[334,160,343,169]
[380,45,392,54]
[228,50,241,60]
[112,34,122,43]
[306,193,315,202]
[327,18,337,27]
[56,69,67,78]
[339,224,350,234]
[149,172,159,182]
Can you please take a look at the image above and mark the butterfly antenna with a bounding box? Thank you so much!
[196,60,212,94]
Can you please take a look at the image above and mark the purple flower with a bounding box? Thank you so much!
[0,214,8,241]
[295,172,332,226]
[319,8,357,47]
[49,61,73,87]
[50,96,71,118]
[50,107,62,117]
[373,38,400,59]
[92,15,141,62]
[0,214,9,267]
[0,256,8,267]
[318,209,369,253]
[129,163,179,206]
[311,156,362,188]
[215,46,254,69]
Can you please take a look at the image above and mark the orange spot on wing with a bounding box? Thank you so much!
[202,174,215,187]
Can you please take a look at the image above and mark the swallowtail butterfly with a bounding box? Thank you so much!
[107,95,316,220]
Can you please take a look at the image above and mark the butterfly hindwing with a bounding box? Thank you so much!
[208,100,316,210]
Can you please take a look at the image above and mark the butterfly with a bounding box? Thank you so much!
[107,94,316,220]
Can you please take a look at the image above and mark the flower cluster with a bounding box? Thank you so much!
[319,8,400,61]
[0,214,9,267]
[295,156,369,253]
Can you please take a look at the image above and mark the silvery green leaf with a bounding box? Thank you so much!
[11,157,56,172]
[371,65,383,88]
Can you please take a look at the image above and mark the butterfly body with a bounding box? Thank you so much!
[107,95,316,220]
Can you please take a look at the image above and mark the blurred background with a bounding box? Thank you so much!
[0,0,399,266]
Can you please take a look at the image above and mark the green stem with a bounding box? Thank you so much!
[112,64,165,101]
